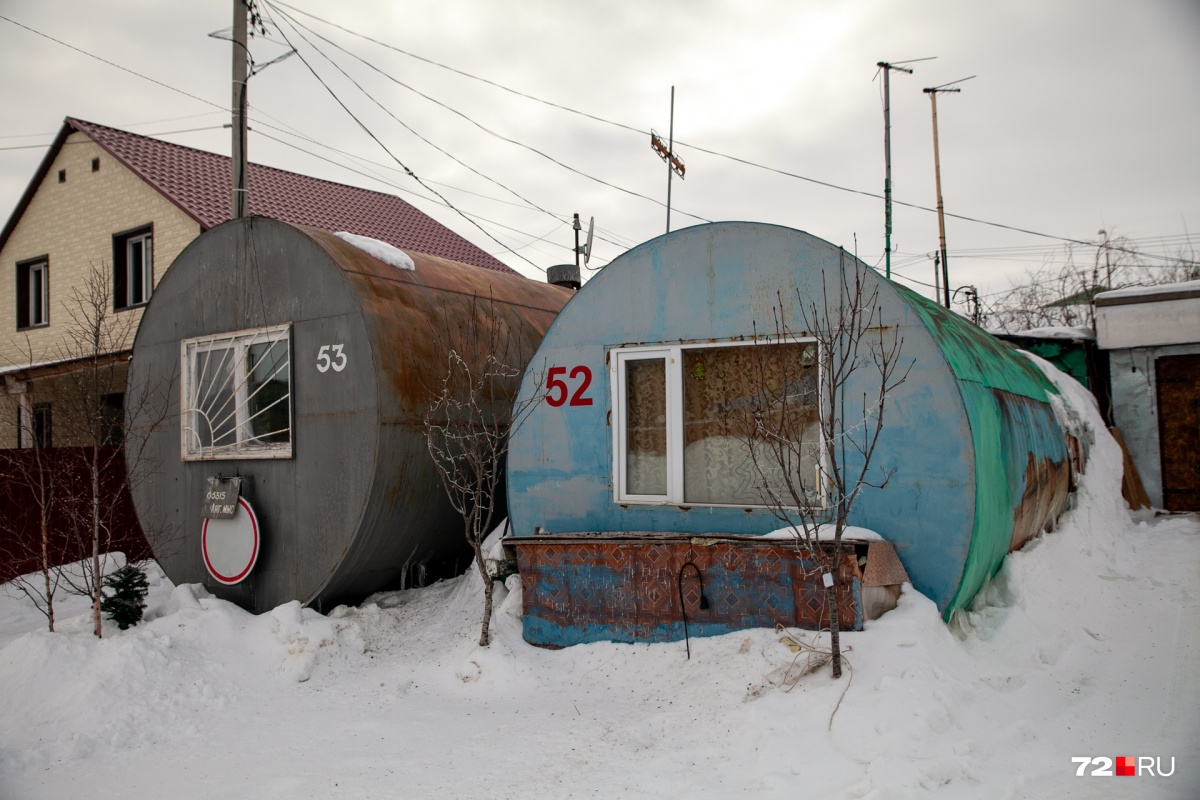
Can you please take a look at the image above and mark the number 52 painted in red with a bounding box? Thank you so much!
[546,365,594,407]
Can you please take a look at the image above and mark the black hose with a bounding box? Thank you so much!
[677,561,709,659]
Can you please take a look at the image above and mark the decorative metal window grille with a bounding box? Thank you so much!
[181,324,292,460]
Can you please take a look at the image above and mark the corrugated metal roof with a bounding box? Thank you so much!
[45,118,514,275]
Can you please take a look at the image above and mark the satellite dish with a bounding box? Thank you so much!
[583,216,594,267]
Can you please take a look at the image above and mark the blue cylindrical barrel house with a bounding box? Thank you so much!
[506,222,1078,647]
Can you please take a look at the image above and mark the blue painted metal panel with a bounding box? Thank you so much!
[509,222,1076,644]
[508,223,978,617]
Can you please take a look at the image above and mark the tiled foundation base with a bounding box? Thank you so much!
[511,535,865,648]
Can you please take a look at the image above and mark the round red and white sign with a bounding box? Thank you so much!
[201,497,260,585]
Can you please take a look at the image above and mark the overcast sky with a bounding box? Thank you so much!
[2,0,1198,312]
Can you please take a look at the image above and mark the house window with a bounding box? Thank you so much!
[114,226,153,310]
[16,257,49,329]
[101,393,124,445]
[611,340,823,507]
[181,324,292,460]
[18,401,52,449]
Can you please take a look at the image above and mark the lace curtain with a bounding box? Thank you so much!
[682,343,820,505]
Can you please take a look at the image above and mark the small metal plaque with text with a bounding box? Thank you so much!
[203,476,242,519]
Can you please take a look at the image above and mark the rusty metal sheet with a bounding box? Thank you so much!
[513,537,863,648]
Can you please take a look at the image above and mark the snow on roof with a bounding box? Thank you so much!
[334,232,415,271]
[1094,279,1200,306]
[997,326,1095,341]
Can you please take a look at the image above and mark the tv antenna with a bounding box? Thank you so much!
[574,213,594,270]
[651,86,686,234]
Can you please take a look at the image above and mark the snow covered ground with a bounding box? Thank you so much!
[2,373,1197,799]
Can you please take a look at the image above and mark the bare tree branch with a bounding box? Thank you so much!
[726,262,910,679]
[424,293,545,646]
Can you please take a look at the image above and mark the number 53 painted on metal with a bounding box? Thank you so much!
[317,344,347,373]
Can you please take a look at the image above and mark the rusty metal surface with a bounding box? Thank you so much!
[127,217,570,613]
[304,227,571,606]
[994,390,1072,553]
[513,537,863,648]
[1008,452,1072,552]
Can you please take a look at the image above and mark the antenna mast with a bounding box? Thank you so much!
[651,86,686,234]
[876,58,930,279]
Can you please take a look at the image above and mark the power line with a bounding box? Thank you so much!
[266,3,569,228]
[249,110,634,254]
[0,14,225,112]
[7,6,1194,274]
[274,1,646,136]
[276,3,1200,268]
[260,3,542,271]
[266,2,710,225]
[253,127,609,265]
[0,125,226,152]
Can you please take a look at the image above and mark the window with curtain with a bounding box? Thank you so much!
[612,340,822,507]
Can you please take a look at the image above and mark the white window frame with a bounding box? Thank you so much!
[17,259,49,329]
[29,261,48,327]
[125,230,153,307]
[181,323,292,461]
[610,338,826,508]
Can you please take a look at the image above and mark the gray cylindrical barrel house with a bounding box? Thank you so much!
[126,216,571,613]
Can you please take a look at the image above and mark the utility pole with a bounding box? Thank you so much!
[573,213,582,271]
[877,58,931,280]
[933,252,941,303]
[923,76,973,308]
[231,0,249,219]
[651,87,686,234]
[1098,228,1113,288]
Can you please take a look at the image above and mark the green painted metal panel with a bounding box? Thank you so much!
[944,382,1011,615]
[893,286,1059,401]
[1018,340,1090,388]
[892,286,1069,618]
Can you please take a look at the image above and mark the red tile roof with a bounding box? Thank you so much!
[65,118,515,274]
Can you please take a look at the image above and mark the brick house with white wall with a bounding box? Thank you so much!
[0,117,515,449]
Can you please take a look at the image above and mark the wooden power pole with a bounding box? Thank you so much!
[923,76,972,308]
